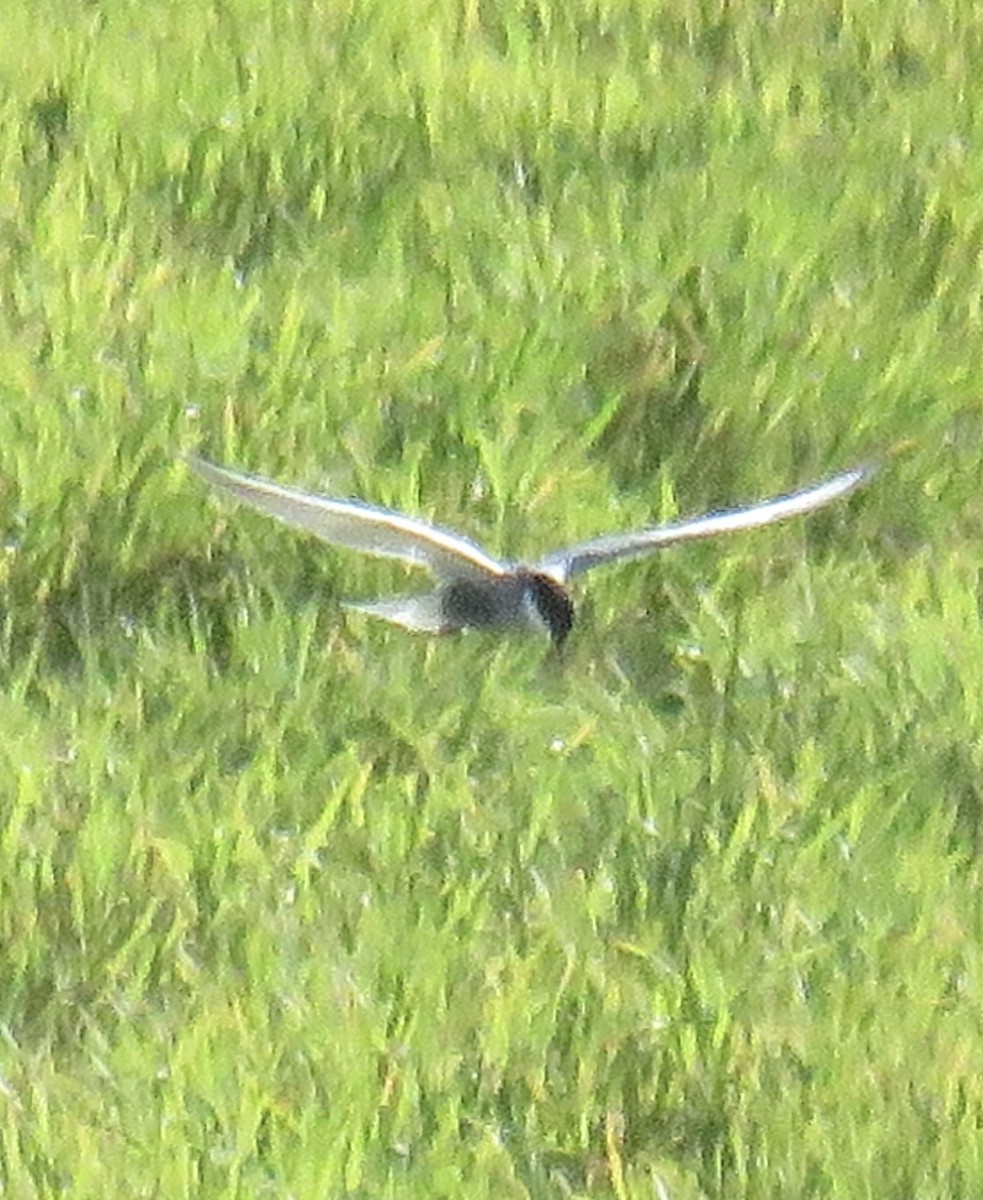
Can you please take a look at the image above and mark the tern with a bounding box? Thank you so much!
[189,454,872,647]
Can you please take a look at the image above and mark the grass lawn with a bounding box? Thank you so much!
[2,1,982,1196]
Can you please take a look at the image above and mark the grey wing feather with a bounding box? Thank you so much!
[189,455,507,582]
[536,465,874,583]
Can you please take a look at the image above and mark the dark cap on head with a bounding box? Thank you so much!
[530,573,575,646]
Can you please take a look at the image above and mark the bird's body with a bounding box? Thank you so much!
[188,454,871,646]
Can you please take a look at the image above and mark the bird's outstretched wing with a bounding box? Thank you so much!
[189,455,507,582]
[535,465,873,583]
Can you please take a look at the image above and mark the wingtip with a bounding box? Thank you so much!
[838,460,880,498]
[842,461,877,489]
[853,460,879,481]
[184,451,228,486]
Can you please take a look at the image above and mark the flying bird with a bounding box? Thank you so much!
[188,454,872,647]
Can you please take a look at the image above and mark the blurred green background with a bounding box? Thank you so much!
[1,1,980,1196]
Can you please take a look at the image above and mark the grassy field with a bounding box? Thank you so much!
[2,1,982,1196]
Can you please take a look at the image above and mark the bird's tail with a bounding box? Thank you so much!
[343,591,449,634]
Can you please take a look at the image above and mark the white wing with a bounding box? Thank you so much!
[189,455,507,581]
[536,465,874,583]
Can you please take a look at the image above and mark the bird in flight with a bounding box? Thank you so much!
[189,455,872,647]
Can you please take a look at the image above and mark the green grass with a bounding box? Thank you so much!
[1,0,982,1195]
